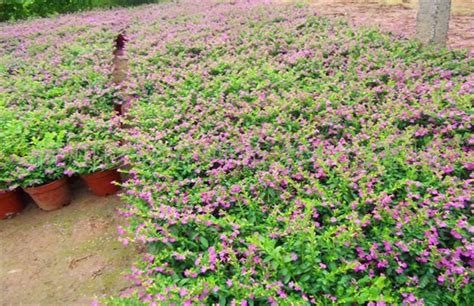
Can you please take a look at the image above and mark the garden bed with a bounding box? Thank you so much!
[115,1,472,305]
[1,0,472,305]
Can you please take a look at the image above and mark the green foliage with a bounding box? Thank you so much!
[0,0,164,22]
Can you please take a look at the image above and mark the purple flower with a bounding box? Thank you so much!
[230,184,241,194]
[450,229,462,240]
[290,253,298,261]
[117,226,126,235]
[353,263,367,272]
[64,169,75,177]
[464,162,474,170]
[179,288,188,297]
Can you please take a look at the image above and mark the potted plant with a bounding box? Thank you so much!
[0,110,28,219]
[0,153,25,219]
[66,139,123,197]
[18,148,72,211]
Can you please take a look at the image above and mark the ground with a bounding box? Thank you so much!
[302,0,474,50]
[0,179,137,305]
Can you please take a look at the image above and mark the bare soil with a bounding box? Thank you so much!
[0,179,136,305]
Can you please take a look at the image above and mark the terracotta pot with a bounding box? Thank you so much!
[23,177,71,211]
[0,189,25,219]
[81,169,121,197]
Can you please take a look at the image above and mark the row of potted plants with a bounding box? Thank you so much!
[1,127,124,218]
[1,18,126,219]
[1,168,121,218]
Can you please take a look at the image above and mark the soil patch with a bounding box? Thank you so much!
[0,179,136,305]
[301,0,473,50]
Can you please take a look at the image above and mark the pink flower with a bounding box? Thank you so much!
[437,275,445,283]
[290,253,298,261]
[117,226,126,235]
[353,263,367,272]
[450,229,462,240]
[230,185,241,193]
[380,194,392,205]
[442,166,454,174]
[464,162,474,170]
[64,169,75,176]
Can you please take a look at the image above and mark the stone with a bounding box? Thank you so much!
[416,0,452,47]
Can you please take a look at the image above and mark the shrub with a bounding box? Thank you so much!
[114,1,473,305]
[65,139,124,176]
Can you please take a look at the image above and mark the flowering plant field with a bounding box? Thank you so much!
[1,0,473,305]
[109,1,474,305]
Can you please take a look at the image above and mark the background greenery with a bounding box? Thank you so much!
[0,0,164,21]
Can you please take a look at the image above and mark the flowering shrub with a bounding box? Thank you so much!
[0,108,26,190]
[0,14,123,188]
[15,148,68,188]
[112,1,472,305]
[65,139,124,176]
[0,104,121,187]
[0,153,17,191]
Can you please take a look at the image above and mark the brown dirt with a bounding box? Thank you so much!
[0,179,136,305]
[292,0,474,50]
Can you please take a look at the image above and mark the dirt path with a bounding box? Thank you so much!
[303,0,474,50]
[0,179,136,305]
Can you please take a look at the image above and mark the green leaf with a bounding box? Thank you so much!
[200,236,209,248]
[219,295,226,306]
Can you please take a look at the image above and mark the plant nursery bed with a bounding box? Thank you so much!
[0,179,137,305]
[0,0,472,305]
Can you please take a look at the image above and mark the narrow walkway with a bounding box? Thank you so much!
[0,179,136,305]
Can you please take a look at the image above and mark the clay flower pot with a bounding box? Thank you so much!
[23,177,71,211]
[81,169,121,197]
[0,189,25,219]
